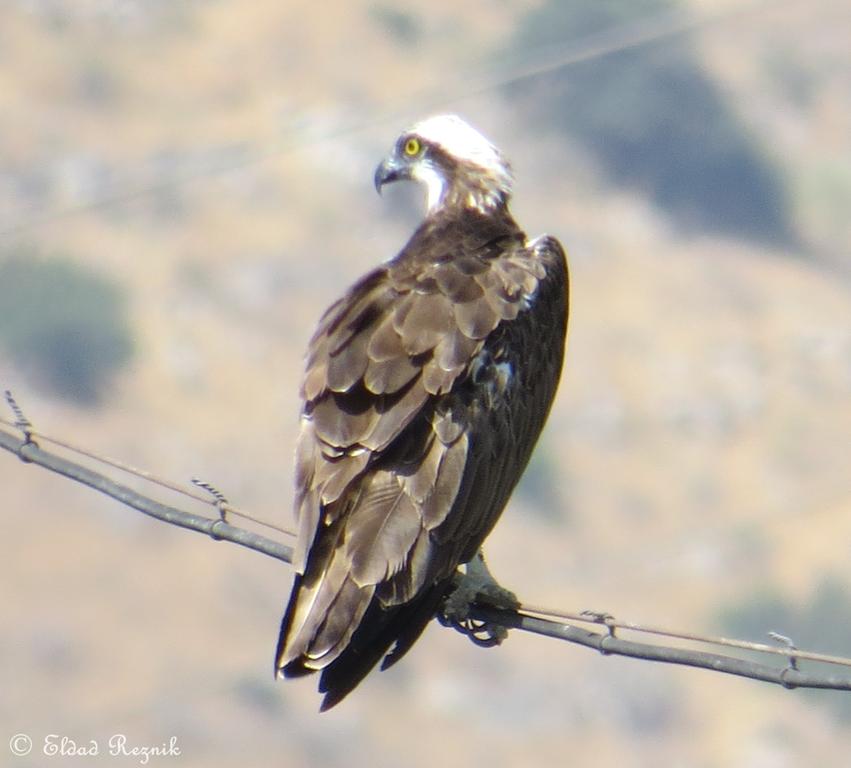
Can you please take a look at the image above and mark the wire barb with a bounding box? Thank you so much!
[191,477,231,539]
[581,610,618,654]
[191,476,231,513]
[581,610,618,637]
[4,390,38,457]
[769,631,800,688]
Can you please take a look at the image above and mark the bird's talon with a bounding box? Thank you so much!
[440,551,518,644]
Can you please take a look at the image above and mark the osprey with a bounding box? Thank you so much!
[275,115,569,710]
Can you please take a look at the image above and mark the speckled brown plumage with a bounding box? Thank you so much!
[275,117,569,710]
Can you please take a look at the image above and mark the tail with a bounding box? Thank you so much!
[276,567,451,711]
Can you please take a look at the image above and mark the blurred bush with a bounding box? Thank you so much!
[0,253,134,405]
[506,0,796,245]
[369,4,422,46]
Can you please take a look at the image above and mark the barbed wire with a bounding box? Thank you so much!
[0,0,805,241]
[0,394,293,538]
[3,393,851,693]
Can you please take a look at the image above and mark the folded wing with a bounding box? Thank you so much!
[276,216,568,710]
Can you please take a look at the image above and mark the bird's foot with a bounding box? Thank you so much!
[439,552,519,647]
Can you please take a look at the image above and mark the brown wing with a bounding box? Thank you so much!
[275,212,568,710]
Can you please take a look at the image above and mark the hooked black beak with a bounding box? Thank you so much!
[373,156,406,195]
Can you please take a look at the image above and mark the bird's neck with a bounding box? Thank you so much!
[428,180,509,216]
[421,199,520,240]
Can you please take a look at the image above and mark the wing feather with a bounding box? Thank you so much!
[360,381,430,451]
[366,313,405,361]
[434,328,480,371]
[421,433,468,530]
[377,527,432,605]
[311,388,378,447]
[454,296,500,339]
[435,263,485,302]
[314,451,370,505]
[421,359,463,395]
[326,329,371,392]
[364,355,420,395]
[345,474,421,586]
[398,292,453,355]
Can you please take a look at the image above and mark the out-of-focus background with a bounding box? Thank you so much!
[1,0,850,765]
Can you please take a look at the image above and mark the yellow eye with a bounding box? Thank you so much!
[403,137,422,156]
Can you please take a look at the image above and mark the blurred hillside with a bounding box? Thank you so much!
[1,1,850,767]
[507,0,798,246]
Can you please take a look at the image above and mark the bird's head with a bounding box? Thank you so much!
[374,115,513,215]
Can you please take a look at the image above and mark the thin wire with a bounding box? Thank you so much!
[0,413,295,537]
[519,604,851,669]
[434,0,783,105]
[0,0,799,241]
